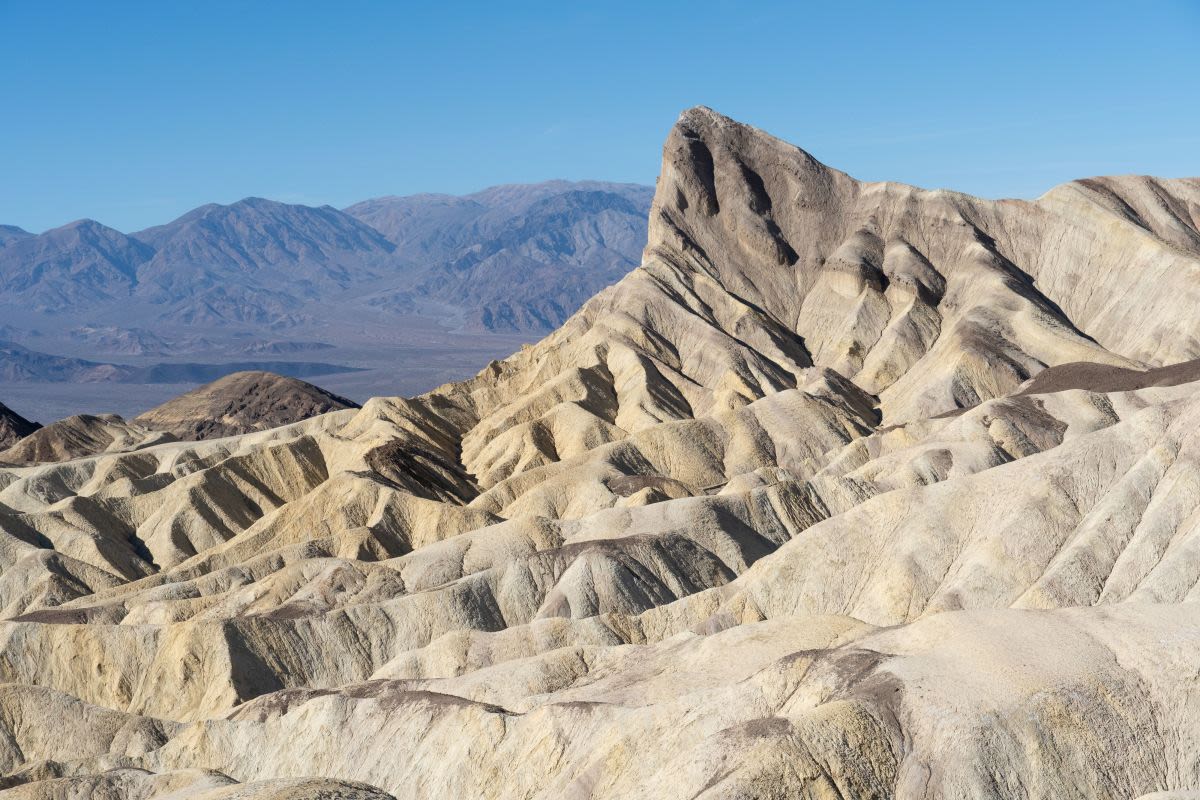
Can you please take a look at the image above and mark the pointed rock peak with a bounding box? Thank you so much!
[657,108,850,222]
[54,218,112,233]
[675,105,742,133]
[670,106,836,176]
[647,108,858,284]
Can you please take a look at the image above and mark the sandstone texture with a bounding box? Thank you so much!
[1,108,1200,798]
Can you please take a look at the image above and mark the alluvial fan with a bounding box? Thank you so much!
[2,107,1200,799]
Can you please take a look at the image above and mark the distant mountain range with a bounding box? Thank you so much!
[346,181,652,329]
[0,181,653,333]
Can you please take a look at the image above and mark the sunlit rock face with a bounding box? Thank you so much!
[2,108,1200,799]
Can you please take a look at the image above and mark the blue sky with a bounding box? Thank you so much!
[3,0,1198,233]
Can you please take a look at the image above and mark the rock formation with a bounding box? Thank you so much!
[132,371,361,441]
[0,402,39,450]
[0,413,172,465]
[1,108,1199,798]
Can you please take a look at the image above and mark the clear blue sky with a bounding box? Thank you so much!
[3,0,1198,233]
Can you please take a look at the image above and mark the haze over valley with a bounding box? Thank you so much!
[0,181,652,421]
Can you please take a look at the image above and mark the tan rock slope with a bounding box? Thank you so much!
[132,370,361,440]
[0,413,174,466]
[1,108,1200,798]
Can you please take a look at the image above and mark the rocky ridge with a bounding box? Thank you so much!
[0,414,173,466]
[345,181,653,330]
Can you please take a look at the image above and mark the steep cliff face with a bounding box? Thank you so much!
[645,107,1200,421]
[2,109,1200,799]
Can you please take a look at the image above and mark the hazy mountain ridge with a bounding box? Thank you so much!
[0,219,155,309]
[0,339,137,382]
[345,181,653,330]
[0,182,652,419]
[0,225,33,246]
[0,182,653,333]
[131,198,398,320]
[354,185,653,329]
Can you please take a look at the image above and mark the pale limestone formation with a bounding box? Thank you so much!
[2,108,1200,798]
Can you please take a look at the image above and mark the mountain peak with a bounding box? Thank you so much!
[227,196,295,212]
[0,224,33,246]
[49,218,121,235]
[675,104,734,128]
[132,370,360,440]
[671,105,832,169]
[645,106,850,291]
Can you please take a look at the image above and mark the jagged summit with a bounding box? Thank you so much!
[672,104,841,172]
[637,106,1200,422]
